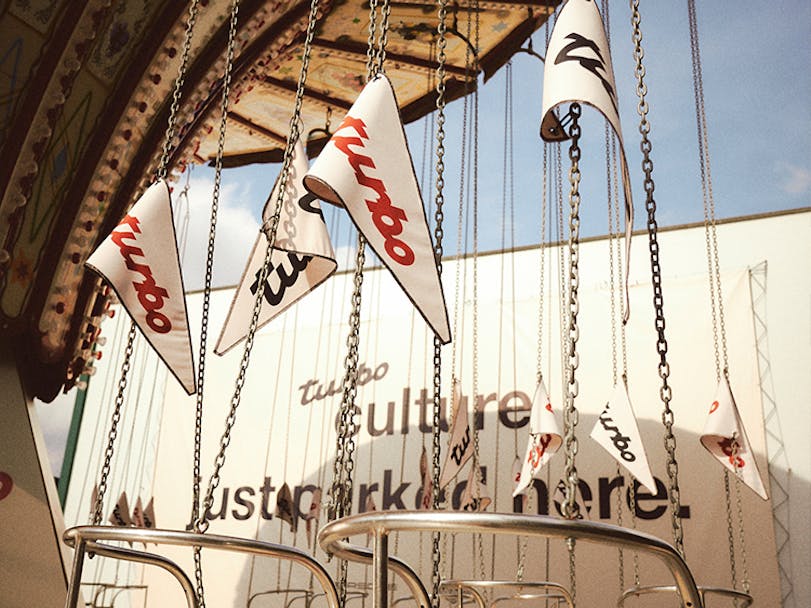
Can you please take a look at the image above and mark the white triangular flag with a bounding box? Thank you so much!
[142,497,156,529]
[275,482,297,532]
[459,465,491,512]
[132,496,145,528]
[513,381,562,497]
[303,74,451,343]
[701,376,768,499]
[590,382,656,493]
[108,491,133,527]
[541,0,633,322]
[215,139,337,354]
[304,487,322,547]
[418,445,433,509]
[439,379,473,488]
[86,180,196,393]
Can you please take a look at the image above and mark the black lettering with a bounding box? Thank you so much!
[632,478,667,520]
[382,470,410,510]
[299,379,318,405]
[367,400,395,436]
[250,253,312,306]
[205,488,229,521]
[555,32,618,114]
[400,387,410,435]
[232,486,255,521]
[259,477,276,519]
[293,484,318,521]
[358,483,379,512]
[298,192,325,222]
[598,475,625,520]
[498,390,532,428]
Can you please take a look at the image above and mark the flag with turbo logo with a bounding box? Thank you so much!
[514,380,562,497]
[303,74,451,344]
[216,139,337,355]
[86,180,196,394]
[439,379,473,488]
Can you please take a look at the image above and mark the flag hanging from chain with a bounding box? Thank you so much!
[275,482,297,532]
[541,0,633,322]
[514,380,562,497]
[108,491,133,527]
[701,376,768,499]
[418,445,433,509]
[590,381,656,492]
[459,465,491,512]
[439,379,473,488]
[303,74,451,343]
[215,139,337,355]
[304,487,322,548]
[86,180,196,394]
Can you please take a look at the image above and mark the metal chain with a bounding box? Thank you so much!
[365,0,379,81]
[629,0,685,557]
[562,103,582,522]
[91,323,137,524]
[734,465,750,593]
[431,0,449,604]
[688,0,728,379]
[536,140,548,386]
[189,3,241,604]
[157,0,201,180]
[723,470,739,590]
[193,0,321,539]
[374,0,392,74]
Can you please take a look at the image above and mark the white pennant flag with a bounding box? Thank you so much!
[142,497,156,529]
[701,376,768,499]
[541,0,633,322]
[459,465,491,512]
[590,382,656,493]
[304,487,322,548]
[439,379,473,488]
[132,496,146,528]
[215,139,337,355]
[86,180,196,394]
[303,74,451,343]
[108,491,133,527]
[513,380,562,497]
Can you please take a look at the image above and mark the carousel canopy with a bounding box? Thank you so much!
[0,0,557,401]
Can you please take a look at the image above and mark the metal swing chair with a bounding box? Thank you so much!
[62,1,342,607]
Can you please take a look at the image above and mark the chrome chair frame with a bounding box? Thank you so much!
[441,579,573,608]
[618,584,753,607]
[63,526,340,608]
[318,511,704,608]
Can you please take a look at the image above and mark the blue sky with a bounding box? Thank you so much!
[182,0,810,289]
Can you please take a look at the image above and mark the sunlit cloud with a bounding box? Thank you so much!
[777,162,811,196]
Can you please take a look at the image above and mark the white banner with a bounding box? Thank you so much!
[439,379,473,488]
[86,180,196,394]
[215,139,336,355]
[303,75,451,343]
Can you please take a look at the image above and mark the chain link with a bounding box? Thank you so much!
[188,3,241,604]
[431,0,449,604]
[91,323,137,524]
[192,0,320,540]
[723,470,739,590]
[157,0,201,180]
[562,103,582,522]
[374,0,392,74]
[629,0,685,557]
[366,0,380,80]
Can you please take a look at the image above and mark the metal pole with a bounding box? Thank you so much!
[65,536,87,608]
[374,529,389,608]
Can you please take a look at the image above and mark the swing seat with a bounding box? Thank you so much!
[618,584,752,607]
[62,526,341,608]
[318,511,705,608]
[441,579,574,608]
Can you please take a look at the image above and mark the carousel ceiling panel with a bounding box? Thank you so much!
[0,0,556,401]
[185,0,557,166]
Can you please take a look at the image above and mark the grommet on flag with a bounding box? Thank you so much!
[303,74,451,344]
[86,180,196,394]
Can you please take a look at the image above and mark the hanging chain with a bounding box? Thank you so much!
[629,0,685,557]
[365,0,380,80]
[723,470,739,590]
[733,464,750,593]
[562,103,582,522]
[188,3,241,605]
[374,0,392,74]
[157,0,201,180]
[431,0,449,605]
[536,140,548,386]
[91,323,137,524]
[192,0,321,541]
[92,0,200,528]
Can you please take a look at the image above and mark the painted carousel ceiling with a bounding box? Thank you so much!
[0,0,557,401]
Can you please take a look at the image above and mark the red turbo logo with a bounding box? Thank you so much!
[332,115,415,266]
[111,214,172,333]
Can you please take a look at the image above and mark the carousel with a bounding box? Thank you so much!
[0,0,794,607]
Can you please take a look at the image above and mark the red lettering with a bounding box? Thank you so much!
[709,400,719,414]
[718,437,745,469]
[332,115,415,266]
[110,214,173,333]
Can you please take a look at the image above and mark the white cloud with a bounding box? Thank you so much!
[777,162,811,196]
[178,174,262,291]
